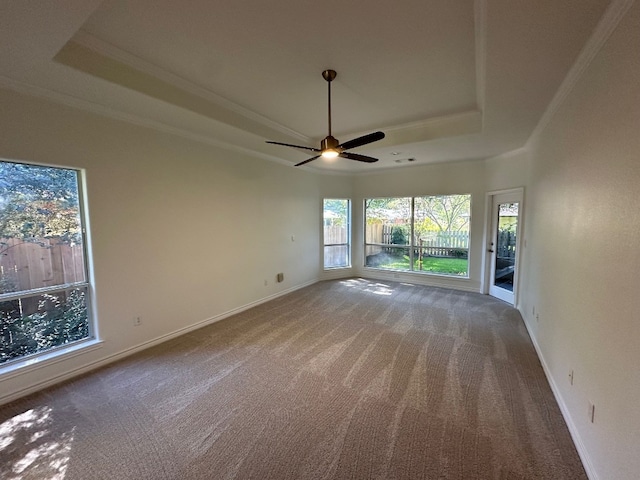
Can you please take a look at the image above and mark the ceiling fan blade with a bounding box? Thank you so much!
[338,131,385,151]
[266,141,321,153]
[270,72,385,169]
[294,155,321,167]
[339,152,379,163]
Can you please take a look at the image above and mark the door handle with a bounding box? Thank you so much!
[488,249,494,253]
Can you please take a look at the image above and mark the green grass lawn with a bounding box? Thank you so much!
[376,255,468,276]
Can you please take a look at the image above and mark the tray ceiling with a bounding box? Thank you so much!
[0,0,613,172]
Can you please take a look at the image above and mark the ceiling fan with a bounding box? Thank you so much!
[266,70,385,167]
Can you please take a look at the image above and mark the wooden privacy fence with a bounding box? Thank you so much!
[418,231,469,257]
[0,237,85,294]
[365,224,469,257]
[324,226,348,267]
[366,224,398,247]
[497,229,516,259]
[323,226,347,245]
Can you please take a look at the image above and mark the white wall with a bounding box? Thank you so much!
[0,89,352,403]
[352,155,529,291]
[518,2,640,479]
[3,6,638,475]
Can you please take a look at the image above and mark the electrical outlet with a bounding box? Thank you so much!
[133,316,142,327]
[588,402,595,423]
[568,370,574,385]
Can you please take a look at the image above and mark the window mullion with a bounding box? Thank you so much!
[0,282,89,303]
[410,197,415,271]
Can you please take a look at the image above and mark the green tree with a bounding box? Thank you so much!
[0,161,81,243]
[390,226,407,245]
[323,199,348,226]
[0,289,88,364]
[364,197,411,224]
[414,195,470,234]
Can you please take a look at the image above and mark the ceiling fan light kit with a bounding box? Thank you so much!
[266,70,385,167]
[321,148,339,159]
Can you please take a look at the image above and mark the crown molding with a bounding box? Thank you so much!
[527,0,635,146]
[0,74,437,176]
[484,146,529,163]
[381,109,482,134]
[72,30,311,144]
[0,75,294,168]
[65,31,483,151]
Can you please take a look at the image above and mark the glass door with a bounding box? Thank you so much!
[488,192,521,304]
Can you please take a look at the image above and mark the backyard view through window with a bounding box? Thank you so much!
[323,199,350,268]
[0,160,91,365]
[365,195,470,276]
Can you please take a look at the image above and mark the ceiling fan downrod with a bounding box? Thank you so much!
[321,70,339,154]
[322,69,336,138]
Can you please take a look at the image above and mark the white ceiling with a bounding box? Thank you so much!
[0,0,613,172]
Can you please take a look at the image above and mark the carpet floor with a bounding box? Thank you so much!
[0,278,586,479]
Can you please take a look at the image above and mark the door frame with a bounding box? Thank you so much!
[481,187,524,305]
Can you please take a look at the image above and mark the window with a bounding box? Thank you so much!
[365,195,470,276]
[323,199,350,269]
[0,160,93,365]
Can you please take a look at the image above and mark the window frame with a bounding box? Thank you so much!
[323,198,351,270]
[0,159,97,371]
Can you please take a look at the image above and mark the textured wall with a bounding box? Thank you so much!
[0,89,351,402]
[519,2,640,479]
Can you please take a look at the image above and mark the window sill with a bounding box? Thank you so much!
[0,338,104,381]
[362,266,470,280]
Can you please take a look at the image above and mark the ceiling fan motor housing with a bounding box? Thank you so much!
[321,135,339,151]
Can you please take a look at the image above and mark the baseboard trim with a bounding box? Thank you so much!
[519,311,599,480]
[320,268,356,281]
[0,279,318,406]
